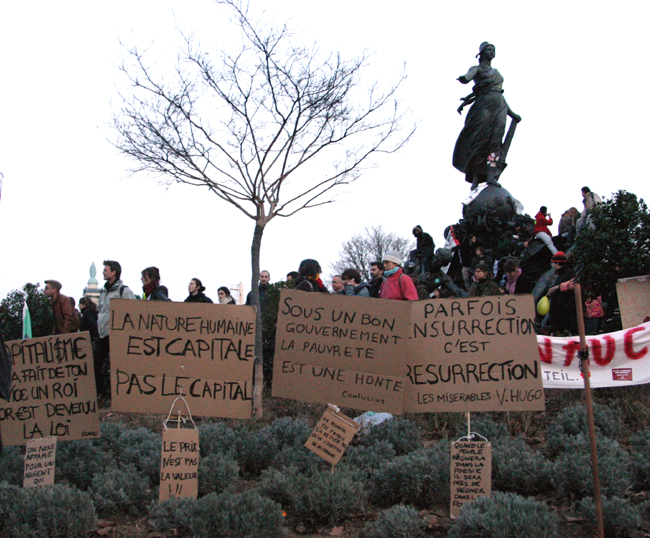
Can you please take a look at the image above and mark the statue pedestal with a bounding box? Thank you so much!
[462,184,522,224]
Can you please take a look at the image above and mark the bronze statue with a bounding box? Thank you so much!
[453,42,521,190]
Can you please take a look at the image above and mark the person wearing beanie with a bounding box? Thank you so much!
[547,251,578,335]
[379,251,418,301]
[534,206,558,254]
[412,225,435,274]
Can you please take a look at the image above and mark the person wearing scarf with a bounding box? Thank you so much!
[379,251,418,301]
[218,286,237,304]
[294,259,328,293]
[503,259,532,295]
[141,266,170,301]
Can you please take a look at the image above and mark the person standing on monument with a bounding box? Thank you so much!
[96,260,136,405]
[44,280,79,334]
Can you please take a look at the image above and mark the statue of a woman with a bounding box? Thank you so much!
[453,42,521,190]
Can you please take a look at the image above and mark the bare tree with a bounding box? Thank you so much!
[331,225,413,280]
[111,1,415,415]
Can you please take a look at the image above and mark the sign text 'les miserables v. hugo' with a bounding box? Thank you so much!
[110,300,255,418]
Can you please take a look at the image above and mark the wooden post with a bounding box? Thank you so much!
[575,282,604,538]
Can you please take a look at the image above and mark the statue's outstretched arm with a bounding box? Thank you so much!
[457,65,479,84]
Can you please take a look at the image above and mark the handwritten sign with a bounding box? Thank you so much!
[159,428,199,502]
[406,295,545,412]
[110,300,255,418]
[306,407,360,465]
[0,333,100,446]
[450,441,491,518]
[23,437,57,488]
[273,290,410,413]
[617,275,650,329]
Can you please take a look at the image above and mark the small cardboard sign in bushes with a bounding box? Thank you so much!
[273,290,410,413]
[450,440,491,518]
[23,437,57,488]
[0,332,100,446]
[110,300,255,418]
[406,295,545,412]
[306,407,360,465]
[617,275,650,329]
[159,428,199,502]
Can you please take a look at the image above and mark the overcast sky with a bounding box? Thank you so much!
[1,1,648,303]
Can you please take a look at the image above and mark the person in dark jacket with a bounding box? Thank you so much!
[294,259,328,293]
[412,225,435,274]
[502,259,533,295]
[218,286,237,305]
[547,251,578,335]
[367,261,384,298]
[78,297,100,341]
[467,263,502,297]
[341,268,371,297]
[184,278,213,303]
[141,267,170,301]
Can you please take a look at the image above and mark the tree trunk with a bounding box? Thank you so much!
[250,222,265,417]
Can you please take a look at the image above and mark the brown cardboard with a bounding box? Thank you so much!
[0,333,100,446]
[23,437,57,488]
[110,300,255,418]
[159,428,199,501]
[616,275,650,329]
[406,295,545,412]
[450,441,491,518]
[272,290,410,413]
[305,407,360,465]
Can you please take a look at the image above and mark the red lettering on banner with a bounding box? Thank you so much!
[590,336,616,366]
[538,338,553,364]
[562,341,581,367]
[624,327,648,360]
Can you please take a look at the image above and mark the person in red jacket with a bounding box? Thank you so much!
[379,251,418,301]
[534,206,558,254]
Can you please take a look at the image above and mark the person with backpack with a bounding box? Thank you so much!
[342,268,371,297]
[44,280,79,334]
[379,251,418,301]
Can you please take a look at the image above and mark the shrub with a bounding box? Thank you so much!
[362,505,427,538]
[259,466,302,509]
[90,464,155,516]
[0,482,21,531]
[198,422,237,458]
[116,427,162,485]
[149,496,198,535]
[448,491,559,538]
[360,418,422,455]
[265,417,311,448]
[6,484,96,538]
[56,440,116,490]
[546,403,623,456]
[93,420,129,454]
[198,453,239,497]
[232,428,279,476]
[292,468,367,530]
[371,443,450,509]
[190,491,283,538]
[270,443,327,473]
[492,436,552,494]
[341,440,396,474]
[551,435,632,498]
[0,447,24,486]
[628,429,650,489]
[454,413,511,442]
[577,496,641,538]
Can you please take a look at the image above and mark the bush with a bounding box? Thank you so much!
[454,413,511,442]
[448,492,559,538]
[341,440,396,474]
[116,427,162,485]
[198,453,239,497]
[628,429,650,489]
[546,403,623,456]
[90,464,155,516]
[0,482,21,531]
[266,417,311,448]
[360,418,422,455]
[270,443,327,473]
[149,496,198,535]
[198,422,238,458]
[551,435,632,498]
[362,505,427,538]
[492,437,552,494]
[232,428,279,476]
[190,491,283,538]
[259,466,302,509]
[371,443,450,509]
[56,440,116,490]
[0,447,24,486]
[93,421,129,454]
[292,468,367,530]
[577,496,641,538]
[6,484,96,538]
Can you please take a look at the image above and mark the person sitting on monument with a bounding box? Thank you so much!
[534,206,558,254]
[467,263,502,297]
[470,244,494,275]
[412,225,435,274]
[502,258,533,295]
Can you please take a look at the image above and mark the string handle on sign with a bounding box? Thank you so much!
[327,403,358,428]
[456,432,489,443]
[162,386,197,431]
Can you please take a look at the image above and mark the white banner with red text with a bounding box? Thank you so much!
[539,322,650,388]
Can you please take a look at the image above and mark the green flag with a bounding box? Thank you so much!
[22,301,32,339]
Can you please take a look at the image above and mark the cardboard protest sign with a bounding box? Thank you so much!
[23,437,57,488]
[110,300,255,418]
[159,428,199,502]
[617,275,650,329]
[306,406,360,465]
[273,290,410,413]
[450,440,491,518]
[0,333,100,446]
[406,295,545,412]
[539,322,650,388]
